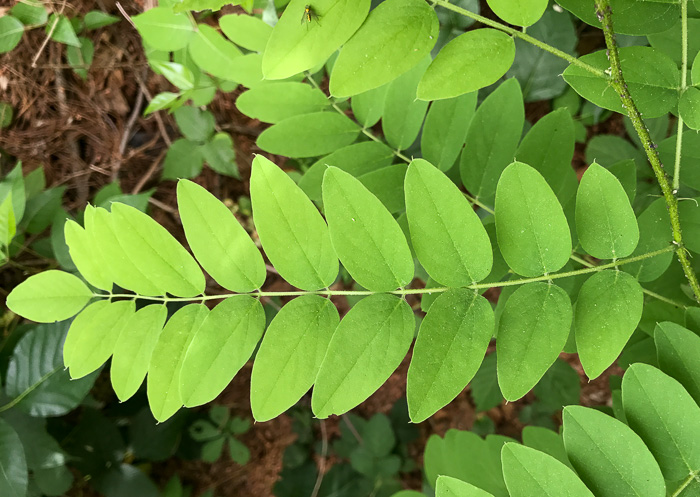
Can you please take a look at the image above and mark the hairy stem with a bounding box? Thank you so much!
[671,470,700,497]
[594,0,700,302]
[100,246,675,302]
[431,0,607,78]
[673,0,689,191]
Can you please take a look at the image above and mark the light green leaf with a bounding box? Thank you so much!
[251,295,339,422]
[514,108,578,207]
[563,405,666,497]
[65,37,94,80]
[148,304,209,422]
[0,16,24,54]
[522,426,573,470]
[110,304,167,402]
[188,24,242,81]
[298,141,394,202]
[461,79,524,203]
[487,0,546,26]
[557,0,678,36]
[180,296,264,407]
[150,61,195,91]
[0,419,27,497]
[421,92,477,171]
[47,14,80,47]
[576,163,639,259]
[144,92,179,115]
[177,180,264,292]
[497,282,572,401]
[0,101,14,129]
[88,206,162,296]
[220,14,272,52]
[322,166,413,291]
[63,300,134,379]
[563,47,679,119]
[436,475,495,497]
[83,10,120,30]
[174,105,215,143]
[329,0,438,97]
[202,133,239,177]
[262,0,370,80]
[236,82,329,124]
[622,199,673,281]
[501,444,593,497]
[162,139,204,180]
[623,363,700,482]
[654,322,700,410]
[256,112,359,157]
[11,0,48,25]
[64,220,113,290]
[7,270,93,323]
[417,29,515,101]
[133,7,194,52]
[358,164,407,213]
[407,289,494,423]
[312,294,414,418]
[405,159,492,286]
[111,203,205,297]
[250,155,338,290]
[351,84,389,128]
[0,192,16,251]
[495,162,571,277]
[680,87,700,130]
[382,56,431,151]
[5,322,97,416]
[575,270,643,379]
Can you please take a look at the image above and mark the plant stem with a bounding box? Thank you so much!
[99,246,675,303]
[671,470,700,497]
[594,0,700,303]
[673,0,689,191]
[431,0,607,78]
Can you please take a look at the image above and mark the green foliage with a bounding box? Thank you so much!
[189,406,251,464]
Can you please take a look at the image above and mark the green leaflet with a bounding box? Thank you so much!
[622,363,700,482]
[563,406,666,497]
[250,295,339,422]
[111,203,205,297]
[236,82,330,124]
[461,79,524,203]
[654,322,700,407]
[110,304,167,402]
[436,476,495,497]
[563,47,679,119]
[680,87,700,130]
[329,0,438,97]
[177,180,265,293]
[521,426,573,470]
[148,304,209,422]
[132,7,194,52]
[623,199,673,281]
[382,55,431,151]
[514,108,578,207]
[7,270,93,323]
[407,289,494,423]
[0,193,15,253]
[556,0,678,35]
[298,141,395,202]
[424,430,513,494]
[486,0,546,27]
[417,29,515,101]
[0,419,27,497]
[64,220,113,291]
[576,163,639,259]
[162,139,203,180]
[351,84,389,128]
[501,444,594,497]
[322,167,413,292]
[219,14,272,52]
[497,283,572,401]
[63,300,134,379]
[0,16,24,54]
[180,296,264,407]
[262,0,370,80]
[421,93,477,172]
[358,164,408,213]
[405,159,492,286]
[88,206,162,296]
[250,155,338,290]
[187,24,242,81]
[312,294,414,418]
[256,112,360,158]
[495,162,571,277]
[575,270,643,380]
[659,131,700,190]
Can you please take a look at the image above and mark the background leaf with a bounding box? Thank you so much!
[421,93,476,171]
[0,419,27,497]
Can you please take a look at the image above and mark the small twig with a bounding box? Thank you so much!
[115,2,137,29]
[342,415,364,445]
[148,197,178,216]
[134,74,172,147]
[32,7,63,68]
[114,80,146,181]
[131,147,166,194]
[310,420,328,497]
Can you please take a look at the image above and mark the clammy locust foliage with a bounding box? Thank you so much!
[7,155,642,424]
